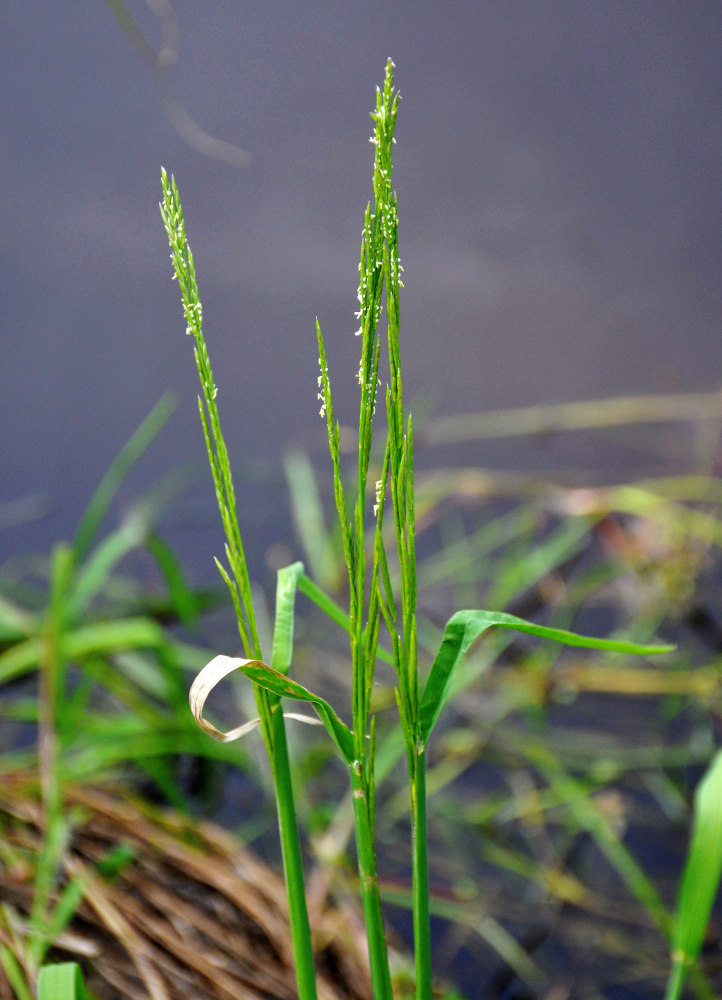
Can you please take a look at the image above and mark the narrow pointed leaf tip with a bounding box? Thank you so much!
[190,654,354,763]
[419,609,674,747]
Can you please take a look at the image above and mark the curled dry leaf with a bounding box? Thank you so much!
[189,654,321,742]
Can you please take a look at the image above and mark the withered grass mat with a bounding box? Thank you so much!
[0,777,372,1000]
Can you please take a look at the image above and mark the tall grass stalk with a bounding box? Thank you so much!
[354,62,431,998]
[163,61,674,998]
[314,62,396,997]
[160,176,317,1000]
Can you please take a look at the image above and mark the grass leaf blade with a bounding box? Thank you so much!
[73,393,176,563]
[419,609,674,745]
[297,572,394,666]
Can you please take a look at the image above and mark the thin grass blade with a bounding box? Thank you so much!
[0,945,33,1000]
[297,572,394,666]
[284,452,340,590]
[236,659,355,764]
[145,533,200,626]
[268,558,319,999]
[73,394,176,563]
[0,617,168,689]
[66,522,144,620]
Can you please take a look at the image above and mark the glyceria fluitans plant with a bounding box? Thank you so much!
[162,60,674,1000]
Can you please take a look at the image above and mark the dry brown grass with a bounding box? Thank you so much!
[0,776,373,1000]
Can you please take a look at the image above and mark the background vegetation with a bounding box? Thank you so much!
[3,377,722,998]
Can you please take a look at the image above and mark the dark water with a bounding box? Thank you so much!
[3,2,722,579]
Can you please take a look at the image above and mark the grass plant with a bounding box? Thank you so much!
[0,396,233,795]
[160,60,687,999]
[4,60,719,990]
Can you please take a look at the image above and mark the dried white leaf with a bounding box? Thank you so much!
[189,653,321,743]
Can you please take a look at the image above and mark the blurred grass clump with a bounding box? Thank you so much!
[0,396,278,999]
[0,394,239,803]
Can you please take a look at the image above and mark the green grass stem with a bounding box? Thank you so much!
[410,751,432,1000]
[350,765,394,1000]
[72,393,177,564]
[269,562,318,998]
[270,707,317,998]
[314,61,399,996]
